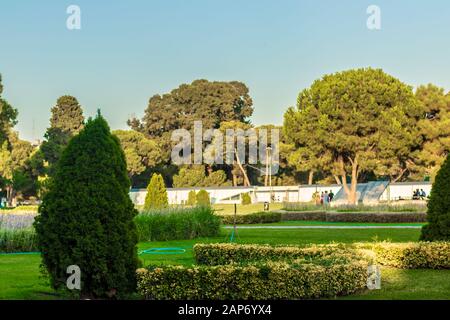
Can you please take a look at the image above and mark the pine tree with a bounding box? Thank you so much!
[40,96,85,176]
[420,154,450,241]
[144,173,168,210]
[34,114,139,298]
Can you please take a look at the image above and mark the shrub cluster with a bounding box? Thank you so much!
[421,153,450,241]
[241,193,251,205]
[283,202,427,213]
[220,211,282,225]
[372,242,450,269]
[193,243,372,266]
[136,260,367,300]
[134,206,221,241]
[280,211,426,223]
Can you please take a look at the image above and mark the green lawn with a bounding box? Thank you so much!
[1,226,448,300]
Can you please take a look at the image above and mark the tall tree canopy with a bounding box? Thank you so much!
[113,130,162,178]
[0,74,18,145]
[284,68,422,204]
[39,96,85,175]
[411,84,450,181]
[128,79,253,139]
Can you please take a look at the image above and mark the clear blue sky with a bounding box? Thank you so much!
[1,0,449,141]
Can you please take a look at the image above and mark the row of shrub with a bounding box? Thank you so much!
[193,243,372,265]
[283,202,427,213]
[219,210,426,224]
[137,259,368,300]
[194,242,450,269]
[281,211,427,223]
[134,206,221,242]
[220,211,282,224]
[0,228,37,253]
[371,242,450,269]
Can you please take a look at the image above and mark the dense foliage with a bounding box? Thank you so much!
[195,189,210,207]
[241,192,251,205]
[144,173,168,210]
[421,154,450,241]
[284,68,423,203]
[137,260,367,300]
[34,115,139,299]
[220,211,282,224]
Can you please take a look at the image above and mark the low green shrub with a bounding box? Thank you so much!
[193,243,372,266]
[280,211,426,223]
[187,190,196,206]
[372,242,450,269]
[134,206,221,241]
[325,212,427,223]
[281,211,326,221]
[220,211,282,224]
[283,202,427,213]
[136,260,367,300]
[0,228,37,253]
[241,193,251,205]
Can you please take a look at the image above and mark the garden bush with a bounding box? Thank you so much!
[193,243,372,266]
[372,242,450,269]
[144,173,168,210]
[241,193,251,205]
[325,212,427,223]
[134,206,221,241]
[283,202,427,213]
[136,259,367,300]
[34,115,139,299]
[280,211,426,223]
[196,189,210,207]
[220,211,282,224]
[187,190,196,206]
[421,153,450,241]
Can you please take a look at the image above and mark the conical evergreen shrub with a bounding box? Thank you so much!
[144,173,168,210]
[34,115,139,298]
[420,154,450,241]
[196,189,210,207]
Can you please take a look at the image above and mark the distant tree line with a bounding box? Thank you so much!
[0,68,449,205]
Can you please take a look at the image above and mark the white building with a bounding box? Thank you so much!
[129,181,432,206]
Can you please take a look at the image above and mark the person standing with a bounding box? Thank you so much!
[323,191,329,207]
[329,190,334,202]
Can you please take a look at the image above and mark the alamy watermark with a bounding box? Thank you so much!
[367,5,381,30]
[171,121,280,175]
[66,5,81,30]
[66,265,81,290]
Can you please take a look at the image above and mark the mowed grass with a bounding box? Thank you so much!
[0,226,431,300]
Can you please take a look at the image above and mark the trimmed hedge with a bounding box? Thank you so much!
[281,211,426,223]
[194,242,450,269]
[194,243,373,266]
[136,260,367,300]
[220,211,282,225]
[372,242,450,269]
